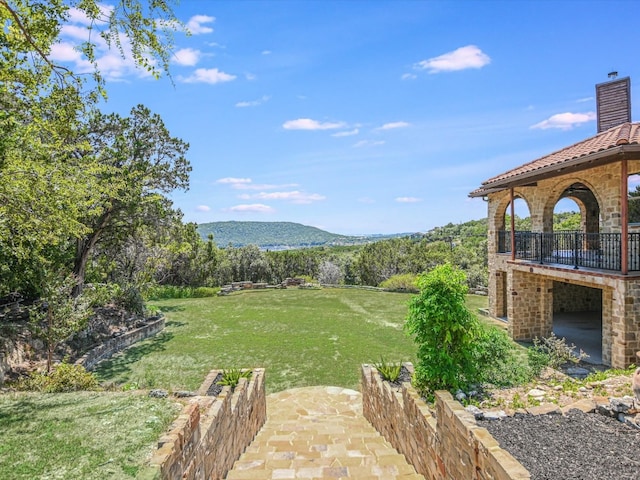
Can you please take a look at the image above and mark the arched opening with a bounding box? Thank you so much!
[550,184,603,364]
[497,197,531,253]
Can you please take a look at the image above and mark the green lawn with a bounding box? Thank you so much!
[96,288,432,393]
[0,288,488,479]
[0,391,181,480]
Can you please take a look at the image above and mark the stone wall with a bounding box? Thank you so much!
[139,368,266,480]
[553,282,602,313]
[361,363,530,480]
[75,316,165,371]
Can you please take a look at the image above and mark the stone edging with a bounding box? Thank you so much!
[137,368,266,480]
[361,362,531,480]
[74,316,165,371]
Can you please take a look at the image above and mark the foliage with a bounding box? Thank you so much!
[405,265,481,394]
[379,273,419,293]
[474,325,535,387]
[217,368,252,389]
[15,362,99,393]
[529,332,589,369]
[374,358,401,382]
[553,211,581,231]
[629,185,640,224]
[318,260,343,284]
[28,273,92,371]
[144,285,220,300]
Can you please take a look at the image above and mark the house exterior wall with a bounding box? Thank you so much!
[486,160,640,368]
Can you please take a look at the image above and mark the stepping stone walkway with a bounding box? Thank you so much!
[226,386,424,480]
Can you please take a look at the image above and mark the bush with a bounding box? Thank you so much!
[115,286,144,315]
[474,325,534,387]
[529,332,589,369]
[405,264,480,395]
[379,273,419,293]
[192,287,220,298]
[16,362,100,393]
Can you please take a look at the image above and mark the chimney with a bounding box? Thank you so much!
[595,75,631,133]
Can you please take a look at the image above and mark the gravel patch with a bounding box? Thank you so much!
[481,409,640,480]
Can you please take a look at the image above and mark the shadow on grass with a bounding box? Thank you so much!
[165,320,186,328]
[95,331,174,382]
[156,305,185,312]
[0,393,92,426]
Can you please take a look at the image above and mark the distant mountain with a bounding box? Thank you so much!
[196,221,410,248]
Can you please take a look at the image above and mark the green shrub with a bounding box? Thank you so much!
[192,287,220,298]
[217,368,252,389]
[474,325,535,387]
[374,358,402,382]
[16,362,100,393]
[529,332,589,369]
[405,264,480,395]
[379,274,419,293]
[115,286,144,315]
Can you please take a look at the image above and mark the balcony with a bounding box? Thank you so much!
[497,231,640,272]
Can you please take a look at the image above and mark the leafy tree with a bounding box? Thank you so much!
[29,273,91,372]
[318,261,343,285]
[629,185,640,224]
[72,105,190,294]
[405,264,480,395]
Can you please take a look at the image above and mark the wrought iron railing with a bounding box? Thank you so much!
[497,231,640,272]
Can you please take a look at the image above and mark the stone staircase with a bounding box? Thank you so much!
[226,386,424,480]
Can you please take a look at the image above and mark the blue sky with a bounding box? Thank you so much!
[52,0,640,234]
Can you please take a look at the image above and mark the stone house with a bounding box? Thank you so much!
[469,77,640,368]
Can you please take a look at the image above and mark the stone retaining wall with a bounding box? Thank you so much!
[75,316,165,371]
[361,363,530,480]
[138,368,266,480]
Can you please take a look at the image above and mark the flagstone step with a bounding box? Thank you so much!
[226,386,424,480]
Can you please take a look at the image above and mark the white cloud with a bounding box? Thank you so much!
[283,118,346,131]
[358,197,375,204]
[415,45,490,73]
[235,183,298,191]
[186,15,215,35]
[396,197,422,203]
[332,128,359,137]
[230,204,275,213]
[235,95,270,108]
[173,48,201,66]
[401,73,417,80]
[262,50,272,55]
[179,68,236,84]
[245,73,257,81]
[66,5,112,26]
[577,97,594,103]
[216,177,252,185]
[353,140,385,148]
[50,42,83,62]
[196,205,211,212]
[530,111,596,130]
[240,191,326,204]
[376,121,410,131]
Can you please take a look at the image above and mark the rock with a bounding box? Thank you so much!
[149,389,168,398]
[610,397,634,414]
[455,390,467,401]
[527,404,561,416]
[566,367,590,378]
[174,390,196,398]
[527,388,546,398]
[483,410,507,420]
[579,387,588,393]
[465,405,484,420]
[561,399,596,414]
[553,385,563,391]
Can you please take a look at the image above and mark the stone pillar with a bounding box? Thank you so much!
[609,280,640,368]
[489,270,507,318]
[602,287,613,366]
[507,269,553,341]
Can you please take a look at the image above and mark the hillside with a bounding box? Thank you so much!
[196,221,405,248]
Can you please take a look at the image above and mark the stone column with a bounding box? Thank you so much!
[507,269,553,341]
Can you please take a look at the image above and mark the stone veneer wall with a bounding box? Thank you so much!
[553,282,602,313]
[75,316,165,371]
[138,368,266,480]
[361,364,530,480]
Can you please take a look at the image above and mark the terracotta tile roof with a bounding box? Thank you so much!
[469,122,640,197]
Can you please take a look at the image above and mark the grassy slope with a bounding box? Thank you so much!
[0,391,181,479]
[96,289,416,393]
